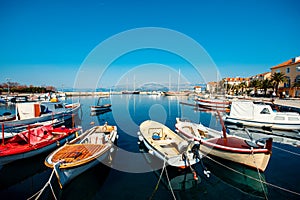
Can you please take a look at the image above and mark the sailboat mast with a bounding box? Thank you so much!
[177,69,180,92]
[169,74,171,91]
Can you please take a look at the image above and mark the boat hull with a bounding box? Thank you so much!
[45,124,118,188]
[200,143,271,172]
[225,117,300,131]
[0,128,79,165]
[53,150,110,188]
[3,103,80,129]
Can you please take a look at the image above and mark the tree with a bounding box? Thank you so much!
[249,79,261,96]
[238,82,247,95]
[271,72,287,96]
[261,79,272,96]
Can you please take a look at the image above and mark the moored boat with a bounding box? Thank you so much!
[175,118,273,172]
[90,96,112,112]
[3,101,81,129]
[44,122,118,188]
[164,91,190,96]
[224,101,300,131]
[195,97,231,110]
[138,120,202,168]
[0,124,81,165]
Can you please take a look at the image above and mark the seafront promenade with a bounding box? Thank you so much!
[274,99,300,109]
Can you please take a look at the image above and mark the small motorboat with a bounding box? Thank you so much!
[90,97,111,112]
[44,122,118,188]
[0,124,82,165]
[3,101,81,129]
[224,101,300,131]
[138,120,202,168]
[175,118,273,172]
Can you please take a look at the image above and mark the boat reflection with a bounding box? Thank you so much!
[90,108,112,116]
[0,152,50,197]
[203,156,268,198]
[138,142,201,192]
[57,163,111,200]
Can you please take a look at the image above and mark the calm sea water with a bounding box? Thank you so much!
[0,95,300,200]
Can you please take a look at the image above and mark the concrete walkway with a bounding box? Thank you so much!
[274,99,300,109]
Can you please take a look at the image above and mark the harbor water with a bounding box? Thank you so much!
[0,95,300,200]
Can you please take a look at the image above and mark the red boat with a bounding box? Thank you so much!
[175,117,272,172]
[0,124,81,165]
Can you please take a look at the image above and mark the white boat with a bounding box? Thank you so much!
[138,120,202,167]
[2,101,81,129]
[194,97,231,111]
[175,118,273,172]
[44,123,118,188]
[224,101,300,131]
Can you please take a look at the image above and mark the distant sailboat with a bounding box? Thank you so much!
[122,76,140,94]
[164,69,190,96]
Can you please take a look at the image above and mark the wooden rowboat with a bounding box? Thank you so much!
[44,123,118,188]
[175,118,272,172]
[138,120,202,168]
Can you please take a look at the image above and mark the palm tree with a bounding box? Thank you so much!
[249,79,261,96]
[261,79,272,96]
[238,82,247,95]
[271,72,287,96]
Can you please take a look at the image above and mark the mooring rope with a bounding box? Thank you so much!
[27,169,57,200]
[272,145,300,156]
[164,165,176,200]
[205,155,300,197]
[149,157,166,200]
[250,147,269,200]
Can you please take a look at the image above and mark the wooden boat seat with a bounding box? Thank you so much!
[51,144,106,163]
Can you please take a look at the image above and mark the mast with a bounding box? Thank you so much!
[169,74,171,91]
[177,69,180,92]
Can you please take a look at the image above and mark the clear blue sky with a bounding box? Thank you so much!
[0,0,299,89]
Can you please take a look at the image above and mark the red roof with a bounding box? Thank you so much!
[271,58,300,69]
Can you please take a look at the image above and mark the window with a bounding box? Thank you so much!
[297,65,300,72]
[260,108,270,114]
[274,116,285,121]
[284,77,290,88]
[286,67,290,73]
[288,117,299,121]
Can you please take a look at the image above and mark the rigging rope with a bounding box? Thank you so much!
[205,155,300,197]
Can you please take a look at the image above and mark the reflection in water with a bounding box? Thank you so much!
[203,156,268,198]
[139,141,201,194]
[57,163,111,200]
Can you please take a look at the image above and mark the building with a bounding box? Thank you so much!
[194,85,202,93]
[270,56,300,97]
[249,72,271,81]
[206,81,217,94]
[224,77,250,86]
